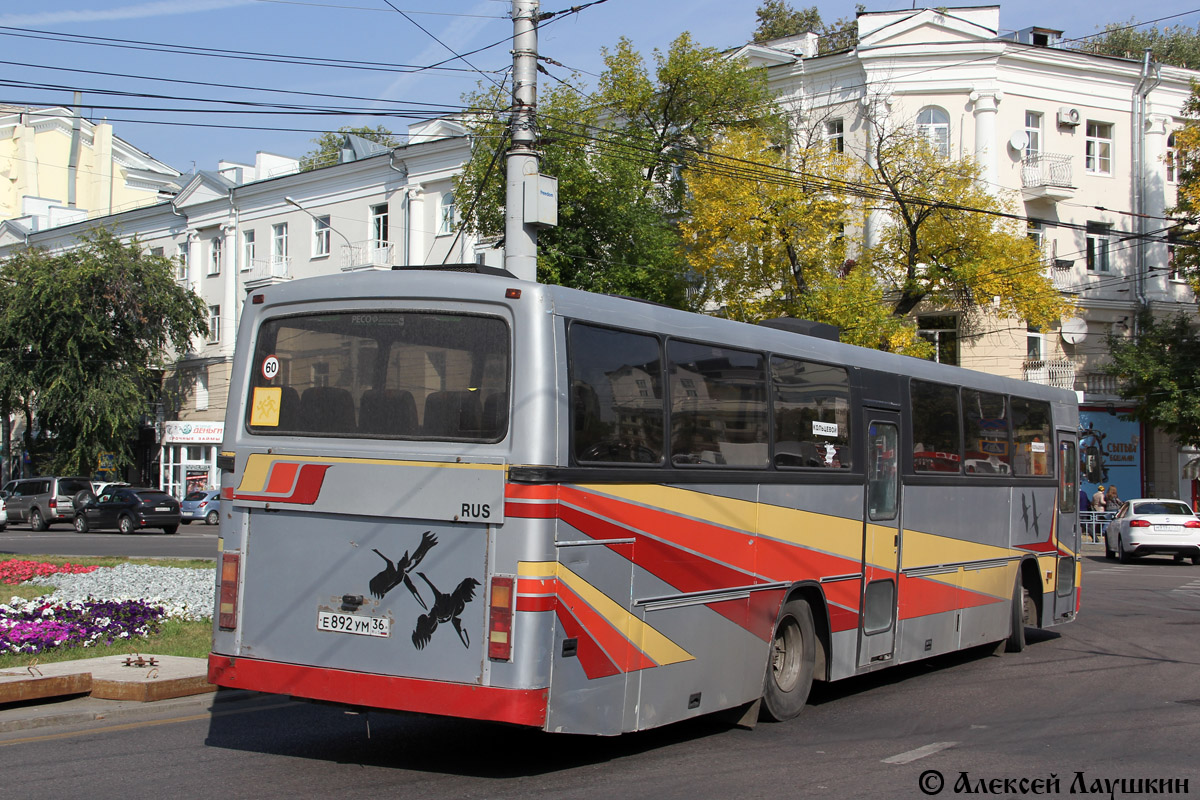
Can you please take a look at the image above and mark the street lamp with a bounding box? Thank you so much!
[283,196,354,254]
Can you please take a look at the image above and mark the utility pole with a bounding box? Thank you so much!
[505,0,540,282]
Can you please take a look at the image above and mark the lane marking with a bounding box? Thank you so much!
[0,699,296,748]
[882,741,958,764]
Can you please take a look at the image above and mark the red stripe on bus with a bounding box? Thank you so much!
[555,581,657,672]
[506,484,559,500]
[516,594,557,612]
[207,654,548,728]
[561,486,756,572]
[551,605,621,679]
[266,462,300,494]
[234,464,332,505]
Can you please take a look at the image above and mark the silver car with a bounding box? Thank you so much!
[1105,498,1200,564]
[180,489,221,526]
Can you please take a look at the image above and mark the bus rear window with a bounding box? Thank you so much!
[245,311,509,442]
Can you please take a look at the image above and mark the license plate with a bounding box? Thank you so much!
[317,611,390,638]
[1154,524,1181,533]
[156,506,170,512]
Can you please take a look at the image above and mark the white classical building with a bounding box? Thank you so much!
[736,5,1199,503]
[0,119,478,495]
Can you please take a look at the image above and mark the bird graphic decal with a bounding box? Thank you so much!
[368,530,438,607]
[411,573,480,650]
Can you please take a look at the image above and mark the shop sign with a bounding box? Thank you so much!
[162,421,225,444]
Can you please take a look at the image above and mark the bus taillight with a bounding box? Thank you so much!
[219,553,241,630]
[488,576,514,661]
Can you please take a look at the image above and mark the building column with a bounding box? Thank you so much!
[1145,114,1171,282]
[406,186,425,265]
[221,222,237,355]
[971,90,1002,189]
[186,231,200,295]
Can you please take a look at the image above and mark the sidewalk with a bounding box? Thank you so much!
[0,654,226,734]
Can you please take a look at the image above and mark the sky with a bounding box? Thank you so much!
[1,0,1198,175]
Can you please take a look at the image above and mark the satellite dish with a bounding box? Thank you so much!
[1008,130,1028,152]
[1060,317,1087,345]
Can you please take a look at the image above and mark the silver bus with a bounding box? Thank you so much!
[209,267,1080,735]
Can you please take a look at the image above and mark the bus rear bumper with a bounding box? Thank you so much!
[208,653,548,728]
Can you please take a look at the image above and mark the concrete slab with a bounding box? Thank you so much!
[0,655,212,705]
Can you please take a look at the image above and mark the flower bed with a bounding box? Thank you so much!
[0,597,166,655]
[0,559,99,585]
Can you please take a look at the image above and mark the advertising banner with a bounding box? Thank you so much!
[1079,408,1141,508]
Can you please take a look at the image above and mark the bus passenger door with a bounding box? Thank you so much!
[1055,433,1080,621]
[858,412,902,668]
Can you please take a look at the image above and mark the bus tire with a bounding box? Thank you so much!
[761,598,816,722]
[1005,578,1033,653]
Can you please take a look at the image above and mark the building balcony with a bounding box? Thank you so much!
[1075,371,1122,399]
[341,240,395,271]
[243,257,292,290]
[1023,358,1076,389]
[1045,259,1076,293]
[1021,152,1076,202]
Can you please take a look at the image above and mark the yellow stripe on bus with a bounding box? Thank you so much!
[519,561,693,667]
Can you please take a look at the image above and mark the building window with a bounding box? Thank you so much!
[272,223,288,264]
[208,305,221,344]
[150,246,164,257]
[195,369,209,412]
[242,230,255,270]
[824,119,844,153]
[917,315,959,365]
[1026,325,1045,361]
[1027,219,1044,251]
[209,237,222,275]
[1085,121,1113,175]
[1086,222,1111,272]
[313,215,331,257]
[916,106,950,157]
[1167,131,1180,183]
[176,248,188,282]
[439,193,456,236]
[1024,111,1042,156]
[371,203,389,245]
[1168,243,1187,282]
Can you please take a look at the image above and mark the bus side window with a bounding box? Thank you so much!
[569,324,664,465]
[910,380,961,473]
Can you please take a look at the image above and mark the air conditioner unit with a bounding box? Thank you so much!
[1057,107,1081,127]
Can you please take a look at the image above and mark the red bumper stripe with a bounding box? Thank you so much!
[208,654,548,728]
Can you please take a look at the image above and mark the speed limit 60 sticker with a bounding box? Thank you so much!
[261,355,280,381]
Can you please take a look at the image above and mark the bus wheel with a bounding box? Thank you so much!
[1005,579,1033,653]
[761,598,816,722]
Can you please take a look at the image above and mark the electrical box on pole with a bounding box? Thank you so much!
[523,174,558,228]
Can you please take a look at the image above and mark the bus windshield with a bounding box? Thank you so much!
[244,310,510,441]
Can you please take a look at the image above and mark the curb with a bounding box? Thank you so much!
[0,688,256,735]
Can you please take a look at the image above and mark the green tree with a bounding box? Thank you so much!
[300,124,399,171]
[1075,20,1200,70]
[1105,310,1200,447]
[455,33,774,305]
[751,1,862,53]
[0,229,208,476]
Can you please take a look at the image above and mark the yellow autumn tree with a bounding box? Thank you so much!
[1167,86,1200,295]
[681,125,930,354]
[865,121,1068,330]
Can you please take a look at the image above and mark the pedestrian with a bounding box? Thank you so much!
[1105,485,1121,511]
[1092,484,1106,512]
[1079,487,1090,512]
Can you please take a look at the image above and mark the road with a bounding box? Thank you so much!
[2,554,1199,797]
[0,523,219,560]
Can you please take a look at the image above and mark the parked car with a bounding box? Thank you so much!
[0,476,94,530]
[180,489,220,525]
[0,495,7,532]
[73,487,181,535]
[1105,498,1200,564]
